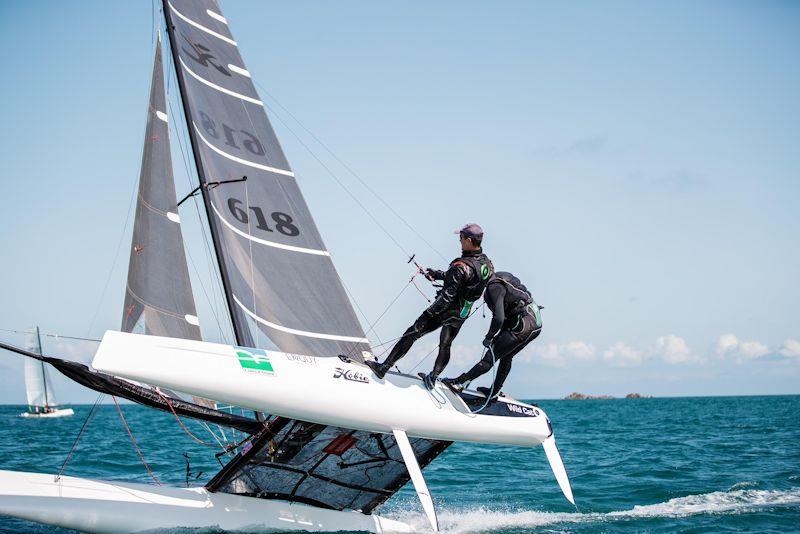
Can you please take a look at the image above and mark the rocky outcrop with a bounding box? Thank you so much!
[564,392,615,400]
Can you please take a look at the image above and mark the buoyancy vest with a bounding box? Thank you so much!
[450,251,494,318]
[488,271,542,328]
[489,271,532,313]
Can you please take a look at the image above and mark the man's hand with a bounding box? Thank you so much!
[482,337,493,348]
[424,268,445,281]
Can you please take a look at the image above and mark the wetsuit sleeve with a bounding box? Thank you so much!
[425,268,446,281]
[484,283,506,340]
[424,263,468,316]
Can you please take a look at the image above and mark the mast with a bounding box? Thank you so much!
[35,326,49,410]
[161,1,243,347]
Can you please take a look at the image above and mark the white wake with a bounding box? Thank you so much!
[392,487,800,533]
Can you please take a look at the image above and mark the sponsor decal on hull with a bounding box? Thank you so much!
[286,354,317,365]
[235,346,275,375]
[506,403,540,417]
[333,367,370,384]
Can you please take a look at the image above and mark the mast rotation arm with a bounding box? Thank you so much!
[176,176,248,207]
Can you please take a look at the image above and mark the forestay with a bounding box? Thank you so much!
[163,0,370,359]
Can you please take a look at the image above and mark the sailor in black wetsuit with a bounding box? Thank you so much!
[442,271,542,399]
[366,224,494,389]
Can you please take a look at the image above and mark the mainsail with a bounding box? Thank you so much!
[162,0,451,513]
[163,0,370,359]
[23,327,56,409]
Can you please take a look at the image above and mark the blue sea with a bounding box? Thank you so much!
[0,396,798,533]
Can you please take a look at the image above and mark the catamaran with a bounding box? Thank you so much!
[0,1,574,532]
[19,327,74,419]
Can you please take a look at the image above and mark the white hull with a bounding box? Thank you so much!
[19,408,74,419]
[0,470,412,533]
[93,331,554,447]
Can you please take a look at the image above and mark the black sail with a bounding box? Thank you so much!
[122,37,202,343]
[163,0,370,360]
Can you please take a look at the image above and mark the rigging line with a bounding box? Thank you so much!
[255,82,448,263]
[86,22,163,339]
[150,0,155,48]
[185,244,228,343]
[0,328,101,344]
[408,345,440,374]
[339,280,385,356]
[55,393,104,482]
[406,300,486,374]
[200,421,227,449]
[262,101,412,260]
[42,333,100,343]
[362,279,413,339]
[243,178,260,348]
[0,328,34,336]
[167,96,229,342]
[85,167,139,338]
[112,396,162,485]
[153,387,221,449]
[239,93,384,359]
[166,57,232,344]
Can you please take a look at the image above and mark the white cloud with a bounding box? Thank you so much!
[714,333,769,363]
[562,341,597,362]
[529,344,566,367]
[652,334,701,364]
[714,333,740,358]
[524,341,596,368]
[603,342,642,367]
[778,339,800,359]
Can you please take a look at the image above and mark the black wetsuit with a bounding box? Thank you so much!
[375,249,494,379]
[452,271,541,395]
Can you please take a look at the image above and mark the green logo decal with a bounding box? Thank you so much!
[481,264,490,279]
[236,346,275,374]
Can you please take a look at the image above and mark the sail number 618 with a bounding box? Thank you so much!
[227,198,299,236]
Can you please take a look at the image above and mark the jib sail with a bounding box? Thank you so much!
[121,36,202,345]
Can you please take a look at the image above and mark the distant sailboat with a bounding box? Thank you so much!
[20,327,73,419]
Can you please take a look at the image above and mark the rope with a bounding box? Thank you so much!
[263,101,412,260]
[405,300,486,374]
[55,394,104,482]
[166,50,233,345]
[410,276,432,303]
[469,345,498,414]
[112,396,162,485]
[255,82,447,263]
[153,388,220,448]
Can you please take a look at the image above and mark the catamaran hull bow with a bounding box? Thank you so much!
[0,470,412,533]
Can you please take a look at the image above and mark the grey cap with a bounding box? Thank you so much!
[455,223,484,240]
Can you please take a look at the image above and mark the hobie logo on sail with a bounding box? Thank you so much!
[235,346,275,374]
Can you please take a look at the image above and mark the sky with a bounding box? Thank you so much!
[0,1,798,403]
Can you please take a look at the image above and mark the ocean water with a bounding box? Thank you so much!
[0,395,798,533]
